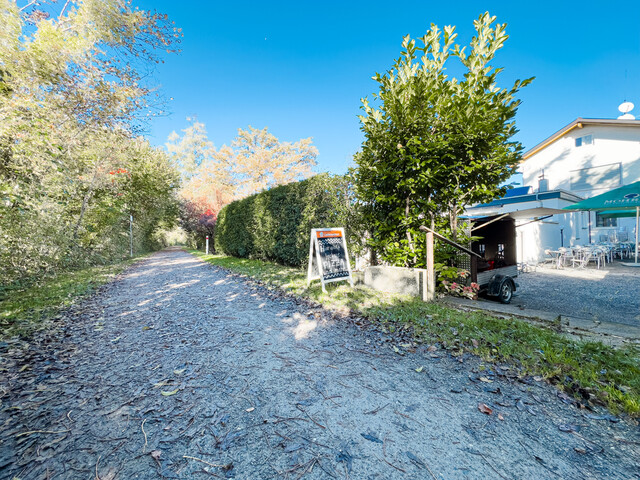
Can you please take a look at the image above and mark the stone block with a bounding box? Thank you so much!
[363,266,425,297]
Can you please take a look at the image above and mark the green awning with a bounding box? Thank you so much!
[597,209,638,218]
[563,181,640,211]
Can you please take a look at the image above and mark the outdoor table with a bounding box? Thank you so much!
[547,250,563,269]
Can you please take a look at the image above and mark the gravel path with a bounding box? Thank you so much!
[1,249,639,479]
[513,264,640,326]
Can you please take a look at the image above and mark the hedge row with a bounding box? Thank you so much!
[215,174,358,267]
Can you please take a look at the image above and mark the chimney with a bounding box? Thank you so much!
[538,178,549,192]
[538,170,549,192]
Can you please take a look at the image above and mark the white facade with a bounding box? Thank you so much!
[517,118,640,262]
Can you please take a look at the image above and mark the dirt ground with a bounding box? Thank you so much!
[1,249,639,479]
[513,262,640,326]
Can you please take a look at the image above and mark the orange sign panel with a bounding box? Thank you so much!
[316,230,342,239]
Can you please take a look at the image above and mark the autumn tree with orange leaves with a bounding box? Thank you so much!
[167,119,318,248]
[220,126,317,198]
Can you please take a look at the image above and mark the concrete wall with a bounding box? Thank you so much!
[363,266,425,297]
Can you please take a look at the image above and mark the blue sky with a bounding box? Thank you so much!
[138,1,640,181]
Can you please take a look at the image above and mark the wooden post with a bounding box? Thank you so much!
[470,255,478,284]
[423,231,435,302]
[418,224,482,301]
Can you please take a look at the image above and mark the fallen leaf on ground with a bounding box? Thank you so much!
[246,407,255,412]
[335,450,353,473]
[173,368,186,375]
[406,451,426,468]
[479,376,493,383]
[498,413,504,421]
[361,433,383,443]
[585,413,619,423]
[415,366,424,373]
[478,403,493,415]
[100,470,117,480]
[558,424,579,433]
[161,389,179,396]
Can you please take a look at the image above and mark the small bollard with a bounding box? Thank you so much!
[206,235,209,255]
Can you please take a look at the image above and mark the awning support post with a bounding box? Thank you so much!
[635,206,639,264]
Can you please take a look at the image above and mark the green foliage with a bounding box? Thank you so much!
[192,250,640,417]
[352,12,533,267]
[0,1,181,287]
[215,174,359,267]
[435,264,462,281]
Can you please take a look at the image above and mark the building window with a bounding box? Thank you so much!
[596,213,617,228]
[575,134,593,147]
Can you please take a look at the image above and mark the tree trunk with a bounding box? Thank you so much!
[449,201,458,242]
[73,168,98,240]
[369,248,378,266]
[405,196,416,265]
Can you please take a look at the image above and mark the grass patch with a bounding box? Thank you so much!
[0,255,147,341]
[192,250,640,417]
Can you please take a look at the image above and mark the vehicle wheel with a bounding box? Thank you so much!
[498,281,513,304]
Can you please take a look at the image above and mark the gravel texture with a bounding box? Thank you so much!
[513,263,640,326]
[1,249,639,479]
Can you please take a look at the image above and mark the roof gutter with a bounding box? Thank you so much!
[523,117,640,160]
[522,121,582,159]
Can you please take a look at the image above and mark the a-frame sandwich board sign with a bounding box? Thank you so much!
[307,228,354,293]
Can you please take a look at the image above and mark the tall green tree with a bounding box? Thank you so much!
[353,12,532,267]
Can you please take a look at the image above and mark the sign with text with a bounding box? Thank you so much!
[307,228,353,292]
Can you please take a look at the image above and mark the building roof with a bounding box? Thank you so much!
[522,118,640,160]
[464,188,584,220]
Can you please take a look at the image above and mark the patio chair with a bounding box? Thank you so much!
[580,248,604,269]
[558,247,574,268]
[518,261,538,273]
[543,249,557,267]
[570,246,584,268]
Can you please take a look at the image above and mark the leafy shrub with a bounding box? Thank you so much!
[215,174,360,267]
[435,263,479,299]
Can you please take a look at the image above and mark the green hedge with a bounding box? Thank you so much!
[215,174,359,267]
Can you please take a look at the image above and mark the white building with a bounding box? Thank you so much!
[467,117,640,263]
